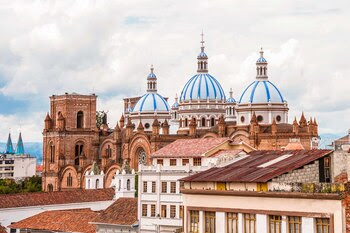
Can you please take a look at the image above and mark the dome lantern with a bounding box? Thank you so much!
[197,31,208,73]
[256,48,268,80]
[147,65,157,93]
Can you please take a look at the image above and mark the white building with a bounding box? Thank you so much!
[137,137,254,233]
[0,133,36,180]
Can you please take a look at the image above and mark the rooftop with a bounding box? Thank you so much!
[9,209,97,233]
[181,149,333,183]
[93,197,138,226]
[0,188,114,209]
[151,137,229,158]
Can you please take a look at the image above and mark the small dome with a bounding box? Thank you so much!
[132,93,170,112]
[239,80,284,103]
[172,102,179,108]
[147,72,156,79]
[257,57,267,63]
[226,97,236,103]
[197,51,208,59]
[180,73,225,101]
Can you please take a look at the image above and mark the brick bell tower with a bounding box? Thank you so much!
[42,93,99,191]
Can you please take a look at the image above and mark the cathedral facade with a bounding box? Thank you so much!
[42,37,319,191]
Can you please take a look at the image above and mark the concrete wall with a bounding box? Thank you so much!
[96,224,137,233]
[272,161,319,183]
[13,157,36,179]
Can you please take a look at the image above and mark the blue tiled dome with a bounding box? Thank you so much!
[198,51,208,59]
[172,102,179,108]
[226,97,236,103]
[239,80,284,103]
[180,73,225,101]
[132,93,170,112]
[257,57,267,63]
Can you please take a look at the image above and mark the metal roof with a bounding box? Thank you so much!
[181,149,333,183]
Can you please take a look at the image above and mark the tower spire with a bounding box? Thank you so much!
[147,65,157,93]
[197,31,208,73]
[6,132,14,154]
[15,132,25,154]
[256,47,268,80]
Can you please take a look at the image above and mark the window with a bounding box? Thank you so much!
[151,181,156,193]
[170,159,177,166]
[205,211,216,233]
[201,118,206,127]
[182,159,189,166]
[193,158,202,166]
[190,210,199,233]
[161,205,167,218]
[316,218,330,233]
[226,213,238,233]
[77,111,84,128]
[67,173,73,187]
[145,123,150,129]
[244,213,256,233]
[106,145,112,158]
[142,204,147,217]
[210,118,215,127]
[49,142,55,163]
[171,182,176,193]
[143,181,148,193]
[96,179,99,189]
[269,215,282,233]
[170,205,176,218]
[47,184,53,192]
[276,115,282,122]
[319,157,331,183]
[162,182,167,193]
[127,179,130,191]
[74,143,84,166]
[241,116,245,123]
[157,159,163,165]
[288,216,301,233]
[180,206,184,219]
[185,118,188,127]
[151,204,156,217]
[257,115,263,122]
[180,181,185,189]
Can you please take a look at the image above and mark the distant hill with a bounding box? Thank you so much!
[319,133,344,149]
[0,142,42,164]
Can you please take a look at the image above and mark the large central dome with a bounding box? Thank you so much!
[180,73,225,101]
[239,80,284,103]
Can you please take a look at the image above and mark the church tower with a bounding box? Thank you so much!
[42,93,99,192]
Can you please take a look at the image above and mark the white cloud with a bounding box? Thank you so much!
[0,0,349,141]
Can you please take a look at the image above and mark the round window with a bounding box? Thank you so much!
[145,123,150,129]
[276,115,281,122]
[241,116,245,123]
[257,115,263,122]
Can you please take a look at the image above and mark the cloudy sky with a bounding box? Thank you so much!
[0,0,349,142]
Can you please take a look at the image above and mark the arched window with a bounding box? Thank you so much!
[138,148,147,165]
[77,111,84,128]
[67,173,73,187]
[106,145,112,158]
[49,142,55,163]
[260,67,263,75]
[118,179,121,191]
[201,118,206,127]
[229,107,232,115]
[174,112,177,119]
[88,179,90,189]
[96,179,99,189]
[185,118,188,127]
[75,143,84,166]
[264,67,267,75]
[48,184,53,192]
[211,118,215,127]
[127,179,130,191]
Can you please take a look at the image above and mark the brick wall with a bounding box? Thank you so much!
[272,161,319,183]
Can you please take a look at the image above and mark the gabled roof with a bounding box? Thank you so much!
[9,209,97,233]
[0,188,114,209]
[151,137,229,158]
[93,198,138,226]
[181,149,333,183]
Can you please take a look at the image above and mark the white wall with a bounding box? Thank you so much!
[13,157,36,179]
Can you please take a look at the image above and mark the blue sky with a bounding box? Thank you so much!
[0,0,349,142]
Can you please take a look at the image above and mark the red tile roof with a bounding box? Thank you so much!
[208,149,243,158]
[9,209,97,233]
[181,149,333,183]
[36,165,43,172]
[93,198,138,225]
[151,137,229,158]
[284,142,305,150]
[0,188,114,209]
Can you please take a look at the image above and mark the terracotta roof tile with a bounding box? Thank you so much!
[9,209,97,233]
[151,137,229,158]
[181,149,333,183]
[284,142,305,150]
[0,188,114,209]
[93,198,138,225]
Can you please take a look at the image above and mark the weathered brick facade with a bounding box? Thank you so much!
[42,93,319,191]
